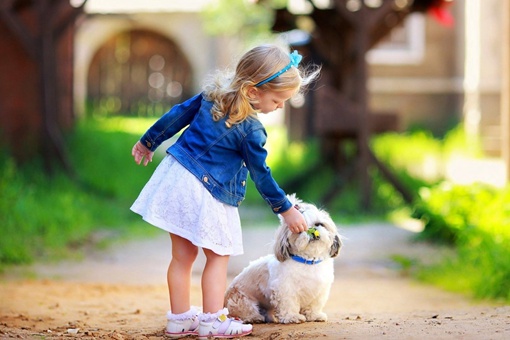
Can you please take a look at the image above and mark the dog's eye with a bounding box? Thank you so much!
[314,223,323,227]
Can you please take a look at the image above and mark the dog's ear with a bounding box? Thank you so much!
[330,234,342,258]
[274,226,291,262]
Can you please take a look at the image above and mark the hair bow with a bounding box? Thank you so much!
[289,50,302,68]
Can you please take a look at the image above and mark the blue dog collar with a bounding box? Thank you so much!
[290,255,323,265]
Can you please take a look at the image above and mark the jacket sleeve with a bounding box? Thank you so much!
[139,93,203,151]
[241,128,292,214]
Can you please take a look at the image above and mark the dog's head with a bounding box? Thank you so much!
[274,194,342,262]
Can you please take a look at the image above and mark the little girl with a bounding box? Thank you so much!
[131,44,319,339]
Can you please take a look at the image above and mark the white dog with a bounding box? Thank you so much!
[225,195,342,324]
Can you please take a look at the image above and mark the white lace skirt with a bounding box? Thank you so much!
[131,155,243,256]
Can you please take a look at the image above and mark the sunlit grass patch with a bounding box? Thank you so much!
[413,182,510,301]
[84,116,156,135]
[416,257,477,295]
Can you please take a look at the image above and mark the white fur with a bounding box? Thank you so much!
[225,195,342,324]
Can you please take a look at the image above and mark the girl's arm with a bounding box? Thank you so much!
[139,93,203,152]
[241,127,307,233]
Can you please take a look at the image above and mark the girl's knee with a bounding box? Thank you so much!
[203,248,227,259]
[203,248,230,266]
[171,234,199,260]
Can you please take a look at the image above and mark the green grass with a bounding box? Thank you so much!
[68,117,161,200]
[0,118,162,267]
[368,126,510,302]
[413,184,510,301]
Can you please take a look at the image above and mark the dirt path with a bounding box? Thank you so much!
[1,223,509,339]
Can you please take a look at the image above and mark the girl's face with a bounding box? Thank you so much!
[249,88,296,114]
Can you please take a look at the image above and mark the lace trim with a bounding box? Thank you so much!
[167,306,201,321]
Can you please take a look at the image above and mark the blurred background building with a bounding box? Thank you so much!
[1,0,508,184]
[75,0,507,153]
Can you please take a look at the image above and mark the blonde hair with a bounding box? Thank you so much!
[203,44,320,127]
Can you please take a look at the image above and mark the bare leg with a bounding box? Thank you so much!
[202,248,230,313]
[168,233,198,314]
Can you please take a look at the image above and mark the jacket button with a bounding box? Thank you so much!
[146,141,152,148]
[241,181,246,186]
[203,176,208,183]
[242,162,246,167]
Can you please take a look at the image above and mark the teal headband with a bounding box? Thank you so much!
[255,50,302,87]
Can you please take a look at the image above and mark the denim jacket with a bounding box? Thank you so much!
[139,93,292,214]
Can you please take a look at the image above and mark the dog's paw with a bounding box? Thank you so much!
[306,311,328,322]
[276,313,306,324]
[244,315,266,324]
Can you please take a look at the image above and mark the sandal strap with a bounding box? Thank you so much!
[198,308,252,338]
[216,317,247,335]
[215,316,231,334]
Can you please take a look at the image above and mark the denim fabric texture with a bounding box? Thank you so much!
[140,93,292,214]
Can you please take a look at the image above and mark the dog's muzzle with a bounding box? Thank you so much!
[307,224,322,240]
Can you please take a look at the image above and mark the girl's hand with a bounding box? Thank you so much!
[132,141,154,166]
[280,207,308,234]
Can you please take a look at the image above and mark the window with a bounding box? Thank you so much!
[366,13,425,65]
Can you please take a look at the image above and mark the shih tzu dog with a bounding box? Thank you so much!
[225,195,342,324]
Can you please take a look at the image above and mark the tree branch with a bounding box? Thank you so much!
[54,0,88,40]
[366,0,408,30]
[0,0,37,59]
[333,0,358,26]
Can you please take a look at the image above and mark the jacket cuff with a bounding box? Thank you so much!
[270,198,292,214]
[140,134,157,152]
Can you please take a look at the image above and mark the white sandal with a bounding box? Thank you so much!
[198,308,252,339]
[166,307,200,338]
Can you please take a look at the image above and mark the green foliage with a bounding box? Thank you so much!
[86,97,168,119]
[372,126,510,302]
[414,183,510,301]
[0,118,159,266]
[1,156,96,264]
[413,184,489,243]
[372,129,444,184]
[442,125,484,159]
[67,117,160,200]
[201,0,277,42]
[0,153,147,266]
